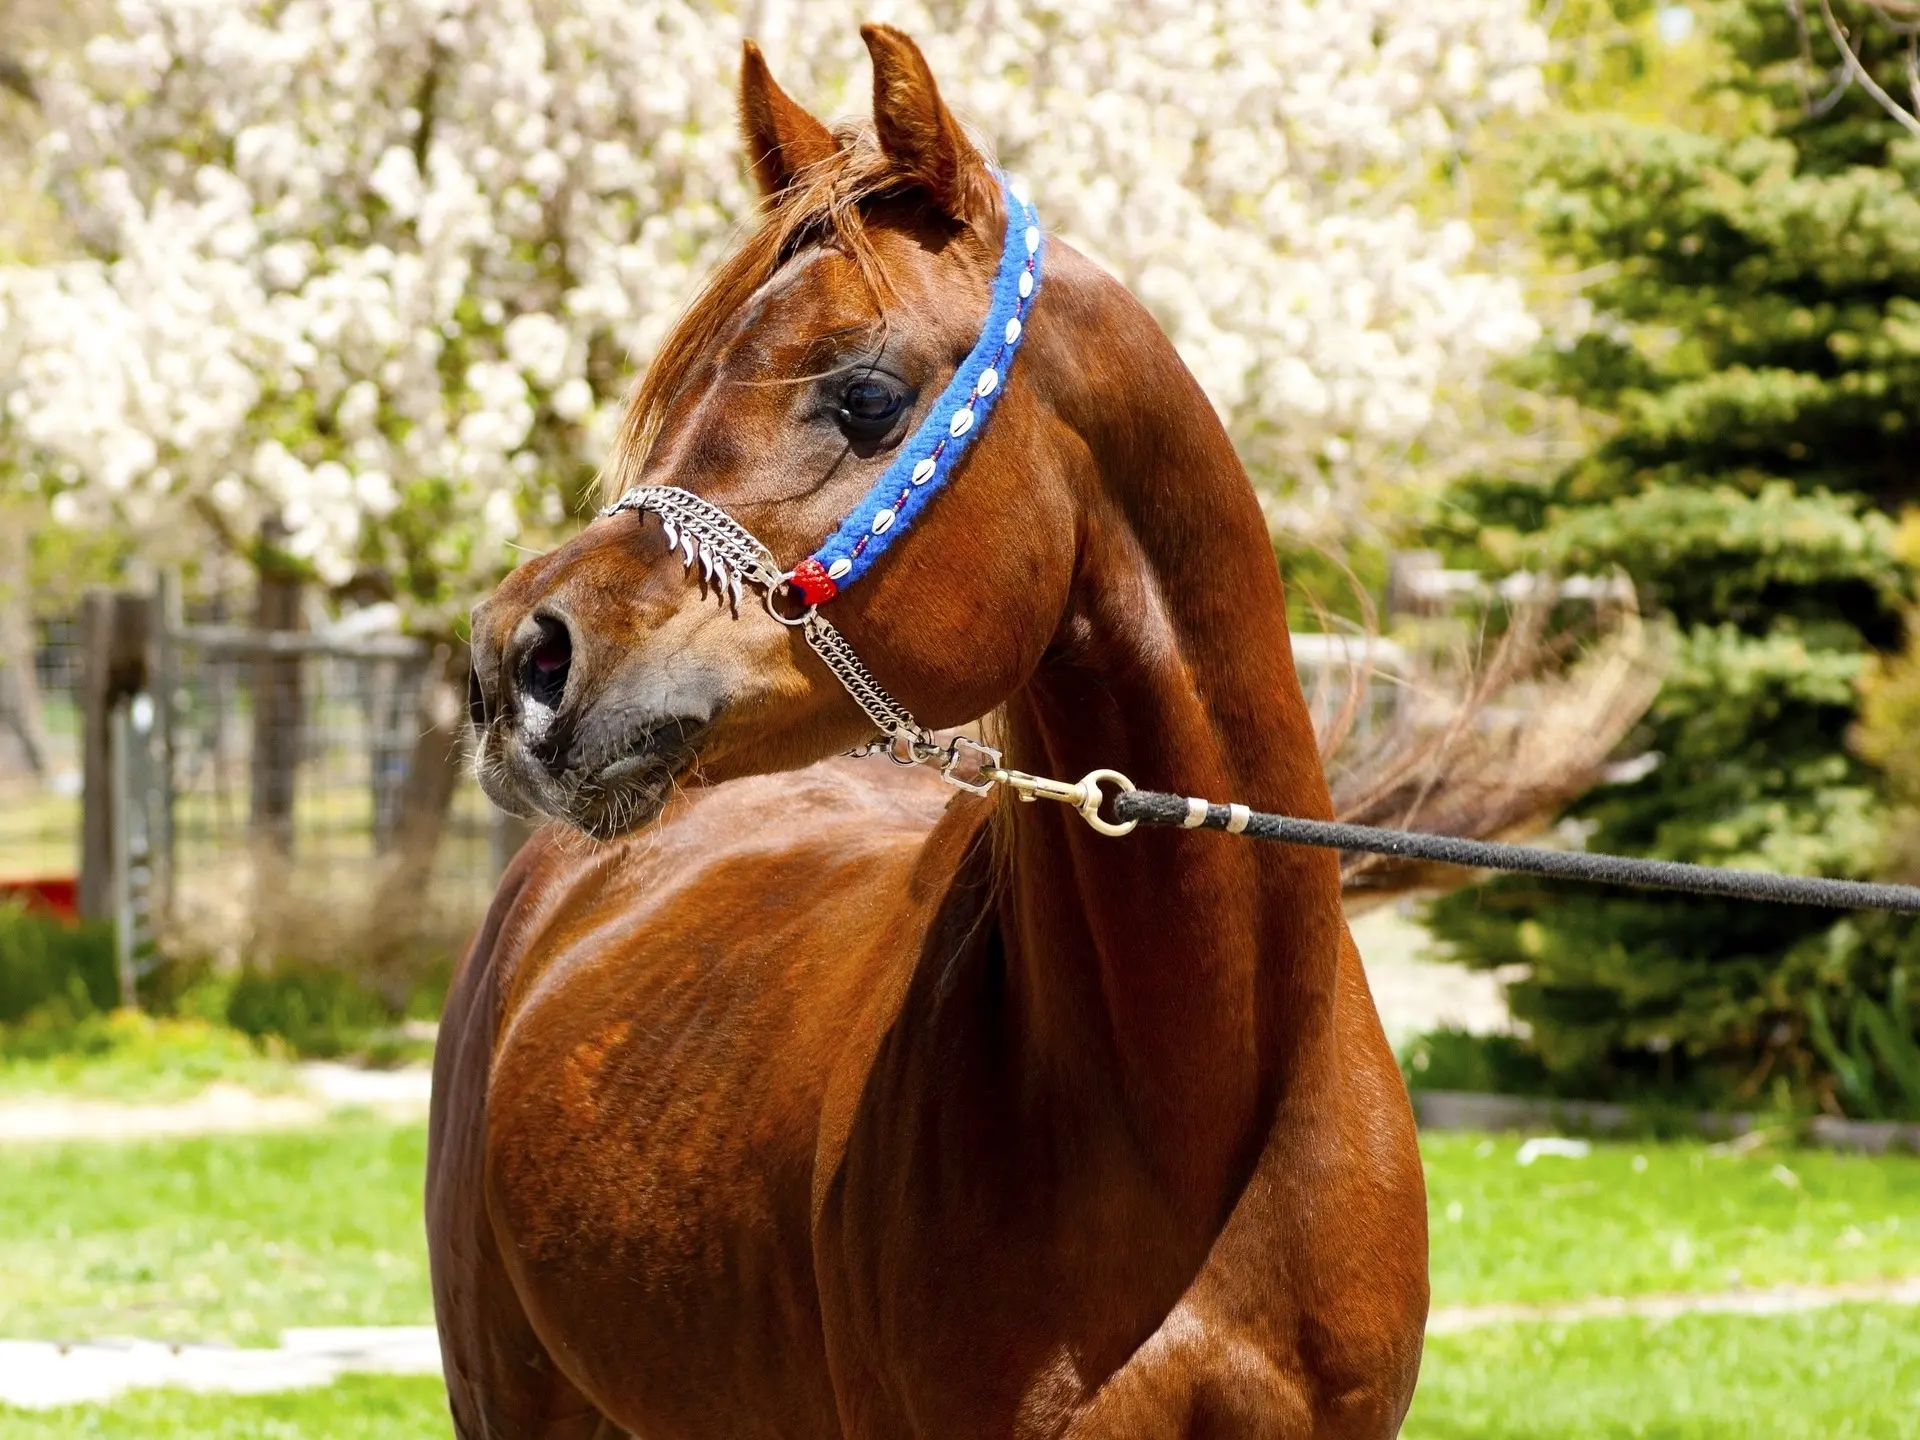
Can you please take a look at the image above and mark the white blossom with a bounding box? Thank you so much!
[503,313,571,390]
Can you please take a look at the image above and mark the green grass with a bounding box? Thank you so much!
[0,1121,429,1345]
[7,1123,1919,1343]
[1424,1132,1920,1306]
[1,1126,1918,1434]
[6,1311,1917,1440]
[0,1012,299,1101]
[1408,1303,1920,1439]
[0,1376,449,1439]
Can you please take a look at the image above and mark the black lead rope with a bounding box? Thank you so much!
[1110,790,1920,915]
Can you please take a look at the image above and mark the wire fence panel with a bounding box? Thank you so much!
[162,622,504,958]
[0,594,510,966]
[0,617,84,883]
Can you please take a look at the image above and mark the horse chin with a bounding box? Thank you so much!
[567,706,712,835]
[474,714,708,841]
[564,754,693,841]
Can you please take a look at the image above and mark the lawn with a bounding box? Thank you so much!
[2,1124,1918,1435]
[0,1376,450,1440]
[7,1306,1918,1440]
[1409,1304,1920,1439]
[0,1121,429,1346]
[1422,1131,1920,1305]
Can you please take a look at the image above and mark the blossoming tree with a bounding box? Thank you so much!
[1,0,1547,615]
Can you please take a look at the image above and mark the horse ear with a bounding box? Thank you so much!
[739,41,838,209]
[861,25,995,225]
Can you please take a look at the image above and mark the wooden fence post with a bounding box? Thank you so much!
[109,700,136,1006]
[250,524,305,855]
[78,589,153,933]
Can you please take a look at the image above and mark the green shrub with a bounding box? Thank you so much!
[1398,1022,1765,1117]
[0,903,117,1023]
[1802,938,1920,1120]
[0,903,450,1087]
[1400,1029,1555,1096]
[0,1009,288,1100]
[224,964,399,1058]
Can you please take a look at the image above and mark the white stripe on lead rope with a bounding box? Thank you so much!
[1183,797,1208,828]
[1226,804,1251,834]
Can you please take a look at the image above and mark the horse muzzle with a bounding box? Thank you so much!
[468,600,718,838]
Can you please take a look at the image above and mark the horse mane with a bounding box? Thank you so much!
[600,123,996,505]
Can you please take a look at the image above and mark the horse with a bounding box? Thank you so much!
[431,26,1428,1438]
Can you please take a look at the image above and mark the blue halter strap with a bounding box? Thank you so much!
[786,171,1044,605]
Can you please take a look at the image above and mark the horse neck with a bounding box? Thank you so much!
[992,260,1347,1207]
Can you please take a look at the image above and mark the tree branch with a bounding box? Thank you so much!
[1906,25,1919,118]
[1789,0,1819,113]
[1812,0,1920,140]
[0,53,37,107]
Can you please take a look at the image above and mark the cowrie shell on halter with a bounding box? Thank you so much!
[871,508,896,535]
[1018,270,1033,299]
[911,457,937,486]
[1005,317,1021,345]
[827,557,852,580]
[975,368,998,398]
[949,406,974,438]
[1025,226,1039,255]
[1009,173,1032,206]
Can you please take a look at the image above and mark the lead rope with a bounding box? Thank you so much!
[891,746,1920,914]
[1105,791,1920,915]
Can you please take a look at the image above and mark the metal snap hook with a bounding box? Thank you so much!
[1075,768,1138,837]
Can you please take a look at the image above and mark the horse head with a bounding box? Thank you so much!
[469,27,1084,838]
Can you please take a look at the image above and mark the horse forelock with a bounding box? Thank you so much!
[598,123,1006,506]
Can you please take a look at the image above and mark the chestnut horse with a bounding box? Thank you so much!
[432,26,1427,1438]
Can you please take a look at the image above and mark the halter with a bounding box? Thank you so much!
[602,170,1047,774]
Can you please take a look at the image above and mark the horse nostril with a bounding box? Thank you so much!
[468,664,490,729]
[522,614,573,711]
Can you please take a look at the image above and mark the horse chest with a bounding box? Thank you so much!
[482,912,1182,1435]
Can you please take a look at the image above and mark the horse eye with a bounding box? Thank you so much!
[838,377,905,434]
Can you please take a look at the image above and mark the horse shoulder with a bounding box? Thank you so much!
[434,761,992,1432]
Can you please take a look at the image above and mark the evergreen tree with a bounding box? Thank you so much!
[1428,0,1920,1115]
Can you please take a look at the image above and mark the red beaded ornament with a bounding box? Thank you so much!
[788,557,839,606]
